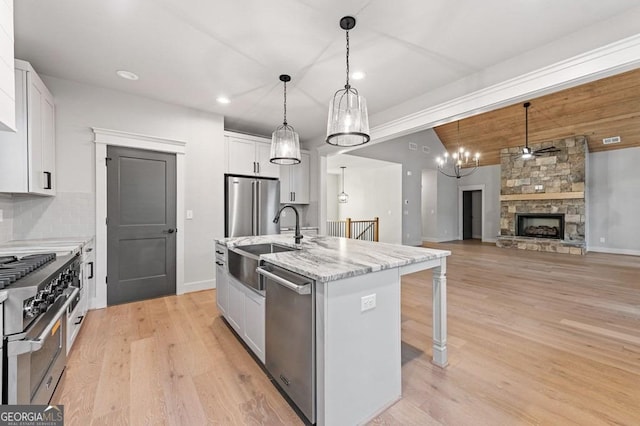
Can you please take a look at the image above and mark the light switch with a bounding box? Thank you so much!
[0,209,3,222]
[186,210,193,220]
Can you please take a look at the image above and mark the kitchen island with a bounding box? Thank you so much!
[216,235,450,425]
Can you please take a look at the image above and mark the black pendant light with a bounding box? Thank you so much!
[326,16,370,147]
[522,102,533,160]
[270,74,301,165]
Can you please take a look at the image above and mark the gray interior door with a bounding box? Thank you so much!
[107,146,177,305]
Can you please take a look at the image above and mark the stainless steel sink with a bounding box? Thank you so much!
[234,243,296,257]
[227,243,297,292]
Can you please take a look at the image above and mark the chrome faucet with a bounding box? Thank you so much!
[273,204,303,245]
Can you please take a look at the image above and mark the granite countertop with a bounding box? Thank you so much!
[0,237,94,256]
[216,234,450,282]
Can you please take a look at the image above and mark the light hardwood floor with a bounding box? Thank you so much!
[53,242,640,425]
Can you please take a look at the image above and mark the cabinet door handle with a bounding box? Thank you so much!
[256,162,260,174]
[88,261,94,279]
[293,192,296,202]
[44,171,52,190]
[74,315,85,325]
[216,261,224,266]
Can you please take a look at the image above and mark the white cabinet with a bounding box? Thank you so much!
[215,243,228,315]
[280,151,310,204]
[0,0,15,132]
[0,60,56,195]
[67,239,94,354]
[224,274,266,364]
[243,287,265,362]
[225,131,279,178]
[227,276,245,335]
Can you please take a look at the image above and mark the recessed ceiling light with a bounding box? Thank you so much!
[216,96,231,104]
[351,71,366,80]
[116,70,139,81]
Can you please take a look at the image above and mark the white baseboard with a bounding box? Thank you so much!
[483,237,497,243]
[587,246,640,256]
[422,237,450,243]
[180,278,215,294]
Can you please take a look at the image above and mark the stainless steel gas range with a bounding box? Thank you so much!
[0,252,80,404]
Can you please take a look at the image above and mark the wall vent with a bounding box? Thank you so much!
[602,136,621,145]
[408,142,418,151]
[422,146,431,154]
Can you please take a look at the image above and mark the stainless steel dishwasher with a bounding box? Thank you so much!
[257,263,315,425]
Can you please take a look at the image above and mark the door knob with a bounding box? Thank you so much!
[163,229,176,234]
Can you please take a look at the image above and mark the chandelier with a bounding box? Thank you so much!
[270,74,301,165]
[326,16,370,147]
[435,121,480,179]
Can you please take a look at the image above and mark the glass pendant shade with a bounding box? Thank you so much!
[326,16,370,147]
[271,124,301,165]
[326,88,370,146]
[338,166,349,203]
[270,74,301,165]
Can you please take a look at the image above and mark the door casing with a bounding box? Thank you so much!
[93,128,186,310]
[458,184,485,241]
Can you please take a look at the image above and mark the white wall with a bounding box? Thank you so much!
[326,173,339,221]
[335,164,402,244]
[588,147,640,255]
[0,194,13,242]
[11,76,225,289]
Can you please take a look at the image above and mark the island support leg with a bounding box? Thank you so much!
[432,258,448,367]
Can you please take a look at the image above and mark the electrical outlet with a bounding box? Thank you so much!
[0,209,3,222]
[361,294,376,312]
[186,210,194,219]
[600,237,605,243]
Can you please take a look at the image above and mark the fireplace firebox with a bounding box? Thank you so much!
[516,214,564,239]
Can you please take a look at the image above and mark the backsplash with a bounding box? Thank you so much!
[0,195,13,243]
[12,192,94,240]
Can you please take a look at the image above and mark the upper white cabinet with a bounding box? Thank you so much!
[280,151,310,204]
[0,0,16,131]
[225,131,279,178]
[0,60,56,196]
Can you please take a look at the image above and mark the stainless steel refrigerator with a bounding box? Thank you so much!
[225,174,281,237]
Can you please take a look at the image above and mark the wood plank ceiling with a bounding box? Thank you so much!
[434,67,640,166]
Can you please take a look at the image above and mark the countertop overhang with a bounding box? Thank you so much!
[217,235,450,282]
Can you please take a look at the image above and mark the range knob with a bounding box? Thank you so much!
[24,299,41,318]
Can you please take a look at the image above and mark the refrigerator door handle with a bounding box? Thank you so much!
[252,180,259,235]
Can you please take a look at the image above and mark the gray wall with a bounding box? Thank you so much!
[348,128,443,246]
[588,147,640,254]
[421,170,437,241]
[10,75,225,287]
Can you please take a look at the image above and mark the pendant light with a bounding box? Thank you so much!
[338,166,349,203]
[522,102,533,160]
[270,74,301,165]
[326,16,370,147]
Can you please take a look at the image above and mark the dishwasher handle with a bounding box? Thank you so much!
[256,267,311,295]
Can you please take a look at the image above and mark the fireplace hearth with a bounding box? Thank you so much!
[517,214,564,239]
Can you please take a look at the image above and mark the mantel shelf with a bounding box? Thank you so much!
[500,192,585,202]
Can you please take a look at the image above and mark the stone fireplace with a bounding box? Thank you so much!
[496,136,587,255]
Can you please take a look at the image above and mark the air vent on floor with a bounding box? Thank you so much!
[602,136,621,145]
[408,142,418,151]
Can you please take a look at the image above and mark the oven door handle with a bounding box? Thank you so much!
[8,287,80,356]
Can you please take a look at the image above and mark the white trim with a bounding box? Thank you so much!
[422,237,450,243]
[588,246,640,257]
[183,279,216,293]
[223,130,270,144]
[458,185,485,241]
[369,34,640,145]
[92,128,186,309]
